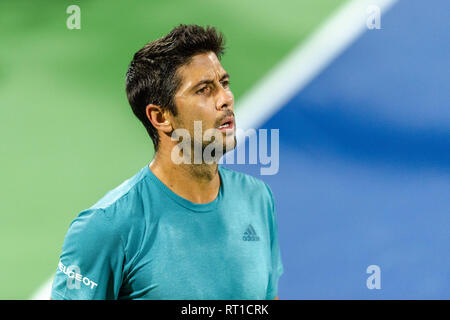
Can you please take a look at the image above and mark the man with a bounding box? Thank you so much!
[51,24,283,300]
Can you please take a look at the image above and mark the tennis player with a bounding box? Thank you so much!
[51,24,283,300]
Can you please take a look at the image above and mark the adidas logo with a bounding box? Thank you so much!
[243,224,260,241]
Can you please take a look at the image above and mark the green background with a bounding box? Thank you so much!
[0,0,345,299]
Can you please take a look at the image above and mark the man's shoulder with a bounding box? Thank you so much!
[72,165,152,232]
[90,165,150,212]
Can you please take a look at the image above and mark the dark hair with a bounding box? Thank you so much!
[125,24,225,151]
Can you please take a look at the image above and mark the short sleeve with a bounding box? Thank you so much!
[51,209,125,300]
[264,184,284,300]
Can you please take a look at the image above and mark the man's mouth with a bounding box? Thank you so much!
[217,116,235,132]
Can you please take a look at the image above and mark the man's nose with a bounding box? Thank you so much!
[215,86,234,111]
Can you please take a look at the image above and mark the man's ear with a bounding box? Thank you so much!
[145,104,173,134]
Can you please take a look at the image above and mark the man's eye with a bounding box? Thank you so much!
[222,80,230,88]
[196,87,209,94]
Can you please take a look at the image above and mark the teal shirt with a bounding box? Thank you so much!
[51,165,283,300]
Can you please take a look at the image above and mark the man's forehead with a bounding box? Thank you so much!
[177,52,227,85]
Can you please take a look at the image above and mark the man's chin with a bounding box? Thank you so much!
[223,135,237,154]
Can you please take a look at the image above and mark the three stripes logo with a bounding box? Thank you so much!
[243,224,260,241]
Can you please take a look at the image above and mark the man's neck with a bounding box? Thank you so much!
[149,149,221,204]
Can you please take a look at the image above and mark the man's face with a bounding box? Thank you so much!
[171,51,236,156]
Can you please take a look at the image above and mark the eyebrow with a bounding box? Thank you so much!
[192,73,230,90]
